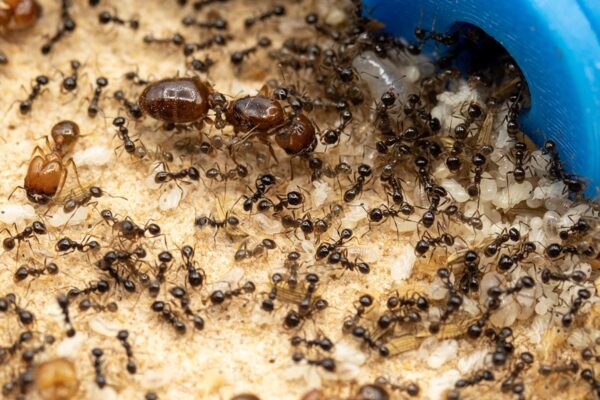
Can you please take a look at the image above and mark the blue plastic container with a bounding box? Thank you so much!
[363,0,600,195]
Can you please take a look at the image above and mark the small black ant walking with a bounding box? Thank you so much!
[19,75,49,115]
[88,77,109,118]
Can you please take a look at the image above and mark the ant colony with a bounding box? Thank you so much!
[0,0,599,400]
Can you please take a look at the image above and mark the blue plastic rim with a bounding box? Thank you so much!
[363,0,600,195]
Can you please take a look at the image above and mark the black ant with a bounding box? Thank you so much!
[257,190,303,213]
[61,60,81,92]
[281,213,315,238]
[77,298,118,312]
[41,0,76,54]
[204,164,248,182]
[114,90,143,119]
[181,15,227,30]
[192,0,227,10]
[559,219,590,240]
[343,164,372,202]
[320,110,353,146]
[56,236,100,253]
[290,335,334,352]
[315,228,353,260]
[154,164,200,185]
[243,174,277,211]
[2,293,35,325]
[498,241,536,271]
[292,352,335,372]
[56,294,75,337]
[546,243,594,259]
[308,158,352,181]
[147,251,173,297]
[111,217,161,241]
[342,294,373,332]
[168,286,205,331]
[98,10,139,29]
[373,90,397,135]
[61,185,105,214]
[14,260,59,282]
[0,331,33,364]
[414,232,455,255]
[2,221,47,252]
[244,4,285,28]
[112,117,143,156]
[151,301,187,334]
[182,34,231,56]
[381,175,405,205]
[429,268,464,333]
[442,204,484,230]
[67,279,110,299]
[124,71,149,86]
[88,77,109,118]
[467,153,487,197]
[195,214,240,231]
[541,268,587,284]
[143,33,185,47]
[507,141,530,184]
[305,13,341,41]
[561,288,591,327]
[180,245,205,288]
[19,75,49,115]
[374,376,420,398]
[117,330,136,374]
[91,348,106,388]
[282,251,302,287]
[208,281,256,305]
[95,258,137,293]
[484,227,521,257]
[234,239,276,261]
[542,140,586,193]
[231,37,272,65]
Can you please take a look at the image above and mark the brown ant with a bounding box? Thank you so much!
[88,77,109,118]
[2,221,47,252]
[20,120,81,204]
[19,75,49,115]
[41,0,76,54]
[0,0,41,30]
[98,10,139,29]
[14,260,59,282]
[244,4,285,28]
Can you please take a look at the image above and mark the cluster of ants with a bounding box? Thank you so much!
[1,0,600,399]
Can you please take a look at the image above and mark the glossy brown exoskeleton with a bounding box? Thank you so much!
[139,77,211,123]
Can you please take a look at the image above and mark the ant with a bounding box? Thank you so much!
[308,157,352,181]
[181,15,228,30]
[14,260,59,282]
[195,214,240,232]
[257,190,303,213]
[343,164,372,202]
[192,0,227,10]
[442,205,484,230]
[2,221,47,252]
[498,241,536,271]
[540,268,586,284]
[41,0,76,54]
[507,141,530,184]
[56,294,75,337]
[114,90,143,119]
[88,77,109,118]
[429,268,464,333]
[151,301,187,334]
[545,243,594,259]
[98,10,139,29]
[143,33,185,47]
[19,75,49,115]
[145,251,173,297]
[244,4,285,28]
[542,140,586,193]
[231,36,272,65]
[182,34,231,55]
[291,352,335,372]
[67,279,110,299]
[61,60,81,92]
[467,153,487,197]
[290,335,334,352]
[305,13,341,41]
[414,232,455,255]
[168,286,205,331]
[315,228,353,260]
[124,71,149,86]
[2,293,35,325]
[78,298,118,312]
[91,348,106,388]
[190,55,216,73]
[330,249,370,274]
[117,330,136,374]
[154,164,200,185]
[374,377,420,398]
[0,331,33,364]
[111,217,161,241]
[234,239,276,261]
[561,288,591,327]
[180,245,205,288]
[204,164,248,182]
[281,213,315,238]
[55,235,100,253]
[60,185,106,214]
[559,218,590,240]
[484,227,521,257]
[486,276,535,302]
[19,120,81,204]
[208,281,256,305]
[243,174,277,211]
[112,117,144,156]
[342,294,373,332]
